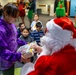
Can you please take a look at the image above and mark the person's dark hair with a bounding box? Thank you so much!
[3,3,19,18]
[19,22,24,27]
[34,14,39,17]
[36,22,42,28]
[21,27,30,32]
[0,5,2,7]
[0,5,3,16]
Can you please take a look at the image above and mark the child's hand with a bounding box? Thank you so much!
[21,55,26,62]
[21,55,30,63]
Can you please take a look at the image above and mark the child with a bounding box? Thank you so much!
[19,28,34,63]
[19,28,33,43]
[30,22,44,45]
[17,22,26,37]
[18,0,26,24]
[0,3,27,75]
[31,14,43,31]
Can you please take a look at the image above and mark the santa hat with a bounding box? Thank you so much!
[46,17,76,48]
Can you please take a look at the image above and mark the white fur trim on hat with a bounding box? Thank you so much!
[46,19,72,42]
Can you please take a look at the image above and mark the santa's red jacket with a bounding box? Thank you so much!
[27,45,76,75]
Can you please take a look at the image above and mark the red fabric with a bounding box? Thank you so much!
[54,17,76,38]
[45,28,48,33]
[27,45,76,75]
[18,3,25,17]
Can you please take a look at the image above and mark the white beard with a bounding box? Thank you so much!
[40,32,70,55]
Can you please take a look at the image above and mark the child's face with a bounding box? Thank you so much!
[20,24,25,30]
[21,29,29,37]
[4,15,16,24]
[36,27,41,31]
[34,15,39,21]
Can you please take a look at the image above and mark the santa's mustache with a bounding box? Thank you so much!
[40,34,69,55]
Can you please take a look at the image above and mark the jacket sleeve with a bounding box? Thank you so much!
[27,2,35,11]
[17,38,27,46]
[30,2,35,10]
[27,56,58,75]
[0,31,21,62]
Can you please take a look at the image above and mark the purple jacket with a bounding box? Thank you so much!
[0,19,27,70]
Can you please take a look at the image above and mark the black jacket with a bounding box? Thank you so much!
[27,2,35,12]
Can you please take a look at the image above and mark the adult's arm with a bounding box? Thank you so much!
[27,2,35,10]
[27,56,58,75]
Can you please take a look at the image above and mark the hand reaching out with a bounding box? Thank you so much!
[20,44,43,63]
[21,55,30,63]
[31,44,43,54]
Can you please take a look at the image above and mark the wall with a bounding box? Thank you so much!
[0,0,70,15]
[0,0,16,6]
[36,0,55,14]
[0,0,28,6]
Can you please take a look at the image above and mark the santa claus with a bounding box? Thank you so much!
[21,2,76,74]
[21,17,76,75]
